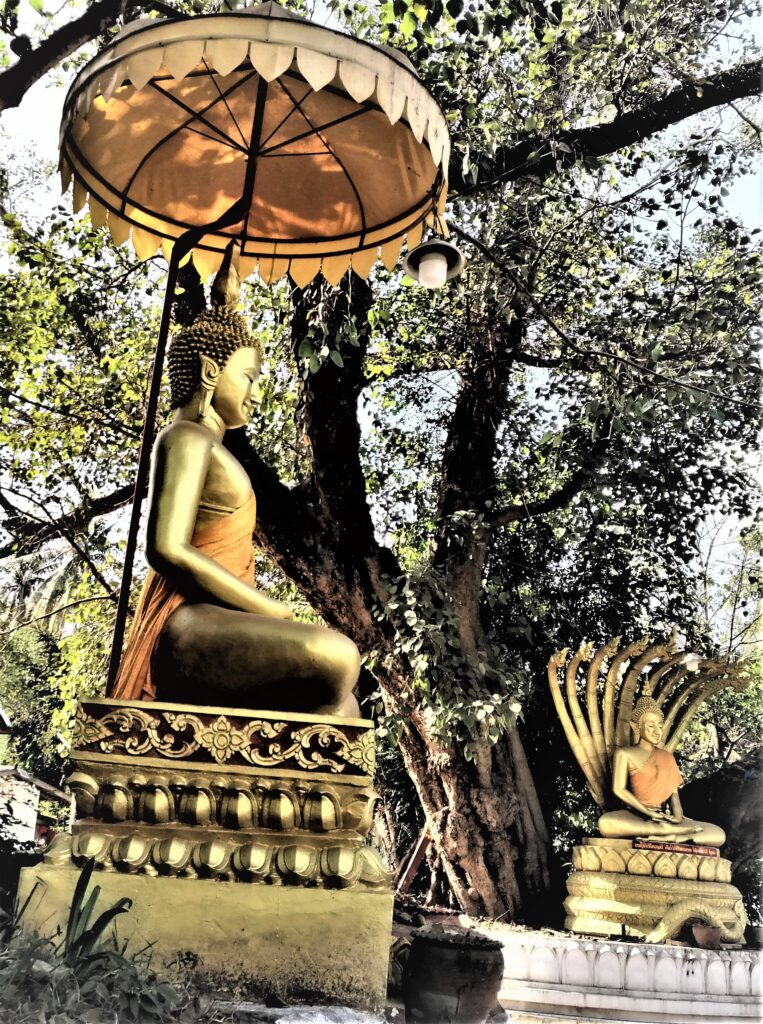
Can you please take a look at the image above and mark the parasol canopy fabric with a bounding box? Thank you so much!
[59,2,450,286]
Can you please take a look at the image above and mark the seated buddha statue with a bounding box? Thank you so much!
[109,265,361,717]
[598,697,725,846]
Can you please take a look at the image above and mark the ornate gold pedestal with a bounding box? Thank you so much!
[17,699,394,1008]
[564,838,747,944]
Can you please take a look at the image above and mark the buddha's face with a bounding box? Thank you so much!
[637,711,664,746]
[209,346,261,429]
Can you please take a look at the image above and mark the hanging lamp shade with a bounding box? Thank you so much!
[58,2,451,286]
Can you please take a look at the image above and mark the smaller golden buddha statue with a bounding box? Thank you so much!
[548,639,749,943]
[598,697,725,846]
[110,262,361,716]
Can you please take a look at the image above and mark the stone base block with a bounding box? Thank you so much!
[17,862,393,1009]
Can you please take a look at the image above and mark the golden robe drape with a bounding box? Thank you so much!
[109,494,256,702]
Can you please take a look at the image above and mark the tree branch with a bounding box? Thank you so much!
[450,58,763,195]
[0,483,135,558]
[287,274,401,644]
[0,384,140,440]
[452,225,759,410]
[490,426,612,526]
[0,0,182,114]
[291,276,377,540]
[0,595,113,637]
[510,350,563,369]
[431,304,525,651]
[433,317,522,555]
[0,484,118,600]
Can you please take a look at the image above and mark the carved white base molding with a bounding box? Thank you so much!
[491,929,761,1023]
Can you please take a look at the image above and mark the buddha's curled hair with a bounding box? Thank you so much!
[630,695,663,727]
[167,306,261,409]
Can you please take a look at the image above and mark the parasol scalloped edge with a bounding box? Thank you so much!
[61,18,449,179]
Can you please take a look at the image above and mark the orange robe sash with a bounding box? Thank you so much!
[629,746,683,807]
[109,494,256,702]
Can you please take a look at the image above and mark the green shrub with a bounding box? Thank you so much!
[0,860,220,1024]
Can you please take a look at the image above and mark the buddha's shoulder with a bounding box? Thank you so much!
[655,745,677,759]
[154,420,217,453]
[614,743,644,761]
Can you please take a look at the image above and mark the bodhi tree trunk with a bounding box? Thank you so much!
[226,273,557,920]
[396,704,551,919]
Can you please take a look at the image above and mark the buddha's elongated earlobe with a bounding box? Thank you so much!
[197,354,220,420]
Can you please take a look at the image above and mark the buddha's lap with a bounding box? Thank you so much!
[163,602,355,652]
[598,809,725,845]
[154,603,359,691]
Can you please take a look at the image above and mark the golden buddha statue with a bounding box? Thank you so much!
[598,697,725,845]
[110,264,361,716]
[548,640,750,943]
[547,638,746,847]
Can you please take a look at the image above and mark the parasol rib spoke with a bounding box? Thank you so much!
[260,151,329,157]
[258,104,374,158]
[258,80,314,150]
[274,77,368,239]
[201,58,249,149]
[182,123,243,150]
[149,80,251,154]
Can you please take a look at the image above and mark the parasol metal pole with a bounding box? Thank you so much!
[106,245,182,693]
[241,76,269,227]
[106,76,271,694]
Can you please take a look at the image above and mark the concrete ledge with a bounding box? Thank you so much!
[484,927,761,1023]
[500,980,758,1024]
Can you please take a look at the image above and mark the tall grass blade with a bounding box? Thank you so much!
[64,857,96,953]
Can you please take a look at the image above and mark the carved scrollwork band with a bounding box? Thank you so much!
[72,701,375,775]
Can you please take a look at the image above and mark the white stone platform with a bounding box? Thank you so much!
[488,927,761,1024]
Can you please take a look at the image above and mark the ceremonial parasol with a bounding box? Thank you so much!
[58,1,459,686]
[60,1,450,286]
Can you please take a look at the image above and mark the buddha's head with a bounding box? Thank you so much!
[630,697,664,745]
[167,305,262,430]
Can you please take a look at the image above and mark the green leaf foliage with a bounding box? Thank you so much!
[0,0,760,913]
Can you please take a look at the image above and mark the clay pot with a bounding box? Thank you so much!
[403,925,504,1024]
[691,923,722,950]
